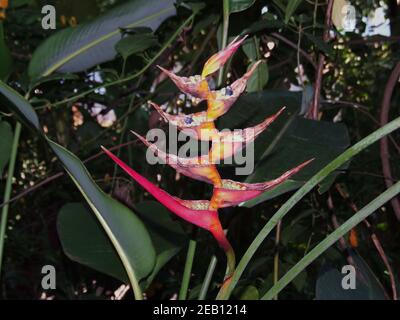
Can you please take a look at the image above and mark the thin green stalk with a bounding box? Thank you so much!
[217,0,230,86]
[273,220,282,300]
[199,255,218,300]
[0,122,22,275]
[206,0,230,299]
[121,58,128,79]
[262,180,400,300]
[217,116,400,300]
[178,239,197,300]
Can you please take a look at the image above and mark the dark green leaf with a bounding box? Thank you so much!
[348,250,388,299]
[241,113,350,206]
[184,1,206,14]
[28,0,176,79]
[242,36,259,61]
[57,201,186,286]
[50,141,156,281]
[285,0,302,24]
[134,201,187,287]
[316,250,387,300]
[0,82,41,131]
[238,285,259,300]
[305,32,334,57]
[115,33,159,60]
[57,203,129,282]
[272,0,286,12]
[281,223,308,246]
[229,0,256,14]
[241,37,269,92]
[246,60,268,92]
[243,18,285,34]
[248,120,349,204]
[218,90,301,130]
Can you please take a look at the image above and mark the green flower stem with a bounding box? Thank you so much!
[262,180,400,300]
[198,255,218,300]
[178,239,197,300]
[0,122,22,275]
[273,220,282,300]
[217,0,230,86]
[217,116,400,300]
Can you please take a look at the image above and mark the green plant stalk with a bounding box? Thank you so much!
[214,0,233,290]
[217,116,400,300]
[0,122,21,275]
[37,13,195,110]
[217,0,230,86]
[199,255,218,300]
[262,180,400,300]
[273,220,282,300]
[178,239,197,300]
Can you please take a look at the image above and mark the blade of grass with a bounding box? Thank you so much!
[0,122,21,276]
[178,239,197,300]
[262,180,400,299]
[217,0,230,86]
[217,116,400,299]
[199,255,218,300]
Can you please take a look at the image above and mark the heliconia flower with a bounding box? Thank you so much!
[209,158,314,209]
[157,66,211,99]
[131,130,223,187]
[149,102,219,140]
[101,146,235,277]
[102,36,317,289]
[150,103,284,148]
[131,130,313,209]
[152,61,262,136]
[201,35,248,79]
[132,107,284,180]
[206,60,262,120]
[157,35,248,99]
[208,107,285,163]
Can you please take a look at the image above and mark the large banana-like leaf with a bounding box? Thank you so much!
[0,81,156,293]
[28,0,176,79]
[58,201,186,287]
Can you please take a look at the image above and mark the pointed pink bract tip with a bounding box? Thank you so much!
[131,130,145,141]
[201,35,249,78]
[157,65,173,75]
[148,101,158,108]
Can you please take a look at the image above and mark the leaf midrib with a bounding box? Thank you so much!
[42,6,175,77]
